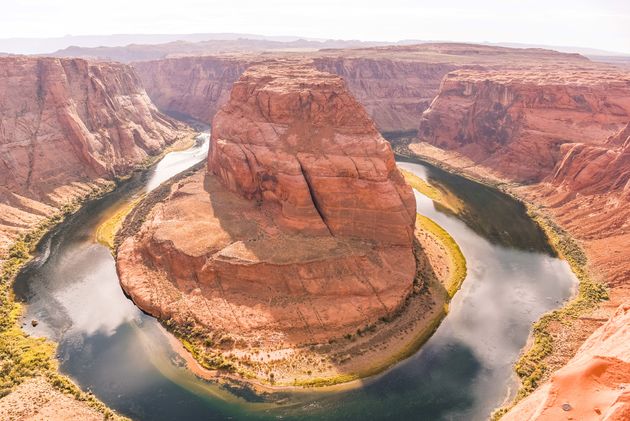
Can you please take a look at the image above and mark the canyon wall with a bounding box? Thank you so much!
[131,44,589,135]
[311,57,457,132]
[136,55,453,132]
[133,56,250,122]
[0,56,185,255]
[418,68,630,183]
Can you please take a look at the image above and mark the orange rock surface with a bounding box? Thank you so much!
[133,56,250,123]
[502,304,630,421]
[209,61,416,244]
[117,61,417,353]
[0,56,185,255]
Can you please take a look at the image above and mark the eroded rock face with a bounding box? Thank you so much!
[117,61,417,351]
[550,122,630,195]
[418,68,630,183]
[312,57,457,132]
[503,304,630,421]
[209,61,417,245]
[0,56,184,255]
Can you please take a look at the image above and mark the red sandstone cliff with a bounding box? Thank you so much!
[550,122,630,196]
[0,56,186,255]
[209,61,417,244]
[116,61,417,365]
[418,68,630,183]
[311,57,456,132]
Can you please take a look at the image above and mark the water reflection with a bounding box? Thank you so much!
[397,157,553,253]
[53,244,139,336]
[146,133,209,192]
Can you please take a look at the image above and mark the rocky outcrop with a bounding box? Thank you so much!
[418,68,630,183]
[116,61,417,371]
[0,56,186,255]
[550,122,630,195]
[209,61,417,245]
[502,303,630,421]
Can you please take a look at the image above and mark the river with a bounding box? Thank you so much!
[13,133,576,420]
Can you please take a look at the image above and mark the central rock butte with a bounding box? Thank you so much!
[115,61,457,386]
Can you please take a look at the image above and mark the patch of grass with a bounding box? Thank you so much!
[400,168,466,216]
[400,168,442,202]
[163,318,237,373]
[416,214,467,297]
[96,196,144,249]
[293,373,359,387]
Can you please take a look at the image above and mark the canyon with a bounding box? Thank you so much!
[135,41,630,414]
[1,39,628,419]
[0,56,189,256]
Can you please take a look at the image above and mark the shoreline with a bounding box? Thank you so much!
[0,128,197,420]
[156,225,461,393]
[114,164,469,392]
[398,142,609,417]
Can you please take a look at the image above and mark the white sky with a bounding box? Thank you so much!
[2,0,629,53]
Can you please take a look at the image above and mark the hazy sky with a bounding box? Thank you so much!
[2,0,629,53]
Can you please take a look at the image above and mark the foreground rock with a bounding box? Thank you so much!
[502,304,630,421]
[0,377,124,421]
[116,61,440,385]
[0,56,188,255]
